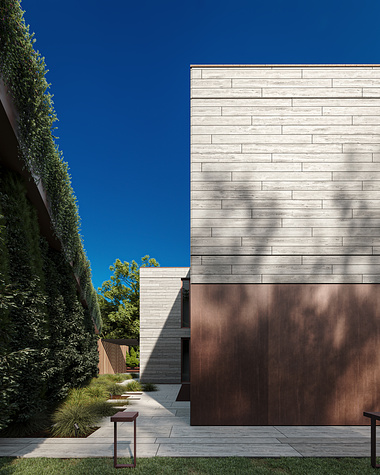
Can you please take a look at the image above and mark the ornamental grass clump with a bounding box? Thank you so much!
[83,385,108,399]
[51,400,97,437]
[51,379,125,437]
[105,373,132,383]
[125,380,142,392]
[142,383,158,392]
[105,382,125,396]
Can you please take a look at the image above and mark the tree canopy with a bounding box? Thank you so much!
[98,255,159,340]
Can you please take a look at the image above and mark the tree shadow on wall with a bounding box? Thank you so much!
[191,148,380,426]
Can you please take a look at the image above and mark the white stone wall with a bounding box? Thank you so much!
[191,65,380,284]
[140,267,190,383]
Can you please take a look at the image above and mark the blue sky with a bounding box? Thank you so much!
[20,0,380,290]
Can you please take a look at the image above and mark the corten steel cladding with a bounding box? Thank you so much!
[190,283,380,426]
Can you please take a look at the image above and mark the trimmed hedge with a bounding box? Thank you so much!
[0,0,101,330]
[0,1,100,433]
[0,168,99,433]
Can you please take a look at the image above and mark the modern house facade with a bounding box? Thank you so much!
[141,64,380,425]
[140,267,190,383]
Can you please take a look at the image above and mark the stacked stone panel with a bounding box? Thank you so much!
[140,267,190,383]
[191,65,380,284]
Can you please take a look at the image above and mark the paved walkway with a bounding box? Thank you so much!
[0,384,377,458]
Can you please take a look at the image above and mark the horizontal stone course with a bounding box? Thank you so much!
[191,65,380,283]
[140,268,190,383]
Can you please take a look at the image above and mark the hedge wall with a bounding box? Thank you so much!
[0,1,100,433]
[0,0,101,329]
[0,167,99,433]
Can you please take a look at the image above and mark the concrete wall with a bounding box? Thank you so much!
[191,65,380,284]
[140,267,190,383]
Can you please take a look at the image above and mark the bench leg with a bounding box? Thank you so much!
[371,417,380,469]
[113,420,136,469]
[113,421,118,468]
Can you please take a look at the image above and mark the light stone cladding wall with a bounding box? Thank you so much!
[191,64,380,284]
[140,267,190,383]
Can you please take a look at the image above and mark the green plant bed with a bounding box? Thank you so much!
[103,373,132,383]
[125,380,142,392]
[104,382,126,396]
[1,374,127,438]
[142,383,158,392]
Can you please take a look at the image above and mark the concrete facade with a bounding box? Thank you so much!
[191,65,380,284]
[140,267,190,384]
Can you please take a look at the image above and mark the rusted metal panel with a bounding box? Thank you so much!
[190,284,269,425]
[190,283,380,425]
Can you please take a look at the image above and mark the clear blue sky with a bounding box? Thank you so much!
[21,0,380,290]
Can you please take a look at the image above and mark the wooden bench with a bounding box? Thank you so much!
[363,411,380,468]
[110,411,139,468]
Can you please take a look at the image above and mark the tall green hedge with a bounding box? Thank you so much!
[0,1,101,433]
[0,0,101,329]
[0,168,99,433]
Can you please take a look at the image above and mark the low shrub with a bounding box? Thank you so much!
[125,380,142,392]
[142,383,158,392]
[66,388,88,403]
[51,397,122,438]
[105,382,125,396]
[83,385,108,399]
[51,400,97,437]
[125,347,139,368]
[90,400,122,418]
[106,373,132,382]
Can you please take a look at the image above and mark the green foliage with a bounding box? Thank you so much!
[104,382,125,396]
[142,382,158,392]
[0,1,101,433]
[104,373,132,383]
[41,243,99,401]
[125,380,142,392]
[51,378,124,437]
[0,169,98,434]
[0,0,101,330]
[83,385,108,399]
[52,400,98,438]
[126,347,140,368]
[98,256,159,339]
[0,457,379,475]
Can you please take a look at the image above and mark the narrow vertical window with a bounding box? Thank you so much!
[181,278,190,328]
[181,338,190,383]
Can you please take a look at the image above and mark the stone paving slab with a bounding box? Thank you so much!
[0,438,45,444]
[91,428,172,438]
[156,437,283,444]
[288,443,371,457]
[0,384,377,459]
[156,443,301,457]
[0,446,28,456]
[277,437,374,445]
[18,443,158,458]
[170,426,284,437]
[274,426,373,437]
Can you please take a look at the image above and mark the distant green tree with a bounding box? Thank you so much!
[98,256,159,339]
